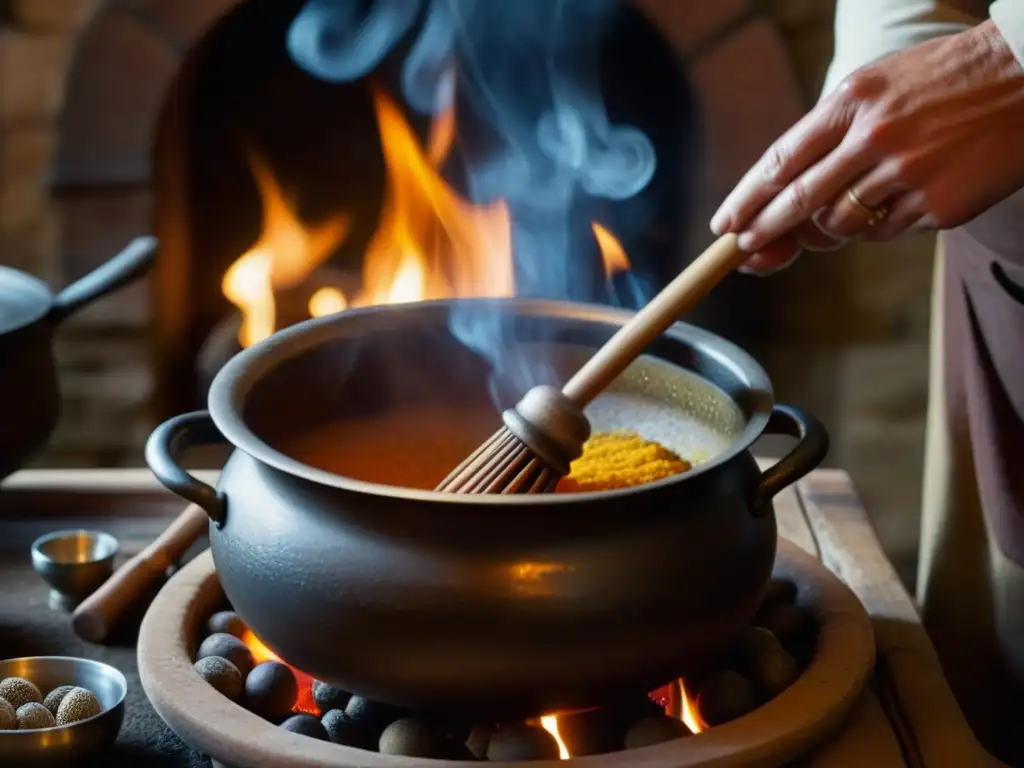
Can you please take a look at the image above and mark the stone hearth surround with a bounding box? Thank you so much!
[0,0,931,583]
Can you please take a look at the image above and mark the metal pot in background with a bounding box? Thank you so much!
[0,237,158,482]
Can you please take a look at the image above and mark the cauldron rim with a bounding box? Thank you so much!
[207,297,774,505]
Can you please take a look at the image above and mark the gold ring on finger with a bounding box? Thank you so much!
[846,188,890,226]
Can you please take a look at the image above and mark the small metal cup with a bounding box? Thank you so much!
[31,530,119,612]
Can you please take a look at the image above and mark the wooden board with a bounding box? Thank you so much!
[796,471,1000,768]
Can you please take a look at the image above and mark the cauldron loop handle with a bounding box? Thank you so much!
[146,411,227,527]
[751,404,829,517]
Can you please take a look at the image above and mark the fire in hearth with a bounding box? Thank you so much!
[679,682,704,734]
[240,628,320,716]
[237,623,707,761]
[190,573,826,760]
[222,86,516,348]
[539,715,571,759]
[221,153,350,348]
[220,84,640,349]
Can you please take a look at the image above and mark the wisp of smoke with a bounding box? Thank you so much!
[287,0,657,403]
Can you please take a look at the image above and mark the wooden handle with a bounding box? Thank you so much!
[71,504,209,643]
[562,233,746,405]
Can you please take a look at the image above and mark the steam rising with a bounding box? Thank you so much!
[287,0,658,405]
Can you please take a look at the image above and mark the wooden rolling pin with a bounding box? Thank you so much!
[71,504,209,643]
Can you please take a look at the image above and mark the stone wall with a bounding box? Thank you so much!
[0,0,932,582]
[1,0,155,467]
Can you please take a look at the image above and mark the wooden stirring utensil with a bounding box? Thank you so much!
[435,233,746,495]
[71,504,209,643]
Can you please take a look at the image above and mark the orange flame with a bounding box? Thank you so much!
[308,287,347,317]
[351,87,514,307]
[540,715,571,759]
[592,222,631,280]
[222,153,350,347]
[222,87,638,347]
[240,629,319,715]
[679,680,704,734]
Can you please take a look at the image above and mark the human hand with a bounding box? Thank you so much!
[711,20,1024,275]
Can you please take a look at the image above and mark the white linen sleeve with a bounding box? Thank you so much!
[991,0,1024,68]
[821,0,981,98]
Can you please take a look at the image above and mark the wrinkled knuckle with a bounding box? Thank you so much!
[863,119,897,151]
[886,155,914,183]
[761,145,789,187]
[839,69,882,103]
[787,179,811,215]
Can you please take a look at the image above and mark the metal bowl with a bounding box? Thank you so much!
[30,530,118,611]
[0,656,127,766]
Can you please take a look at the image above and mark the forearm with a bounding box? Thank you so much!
[822,0,984,96]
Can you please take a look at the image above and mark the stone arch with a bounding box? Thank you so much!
[53,0,238,327]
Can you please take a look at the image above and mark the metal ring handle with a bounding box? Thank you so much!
[752,404,830,517]
[145,411,227,527]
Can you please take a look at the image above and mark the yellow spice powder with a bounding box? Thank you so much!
[557,431,692,492]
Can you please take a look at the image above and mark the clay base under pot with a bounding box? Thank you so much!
[138,539,874,767]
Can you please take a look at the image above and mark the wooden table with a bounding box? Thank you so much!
[0,466,1002,767]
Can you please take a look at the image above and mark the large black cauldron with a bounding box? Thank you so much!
[146,298,827,717]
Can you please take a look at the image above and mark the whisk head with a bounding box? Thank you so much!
[433,427,559,494]
[434,386,591,495]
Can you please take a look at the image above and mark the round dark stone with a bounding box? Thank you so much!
[558,707,622,756]
[244,661,297,722]
[280,713,329,740]
[730,626,784,667]
[762,578,798,607]
[425,715,473,743]
[194,656,243,701]
[559,692,664,756]
[197,633,254,679]
[446,740,478,760]
[747,647,801,700]
[695,670,757,726]
[756,602,816,655]
[465,723,494,759]
[379,718,451,758]
[486,723,561,761]
[311,680,350,713]
[322,708,373,748]
[206,611,247,639]
[344,695,403,739]
[624,714,692,749]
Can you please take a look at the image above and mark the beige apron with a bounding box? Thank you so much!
[918,188,1024,766]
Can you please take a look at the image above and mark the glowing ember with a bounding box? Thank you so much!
[540,715,571,760]
[221,153,349,347]
[592,221,631,279]
[308,286,347,317]
[240,629,319,715]
[678,680,703,734]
